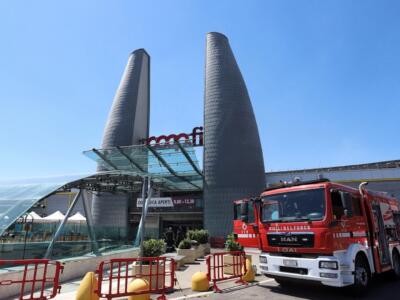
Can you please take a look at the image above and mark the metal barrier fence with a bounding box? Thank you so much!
[0,259,64,300]
[206,251,247,292]
[95,256,175,300]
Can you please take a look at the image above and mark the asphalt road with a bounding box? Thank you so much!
[201,275,400,300]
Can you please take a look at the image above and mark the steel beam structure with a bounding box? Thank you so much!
[81,191,99,255]
[44,189,82,258]
[92,148,118,170]
[176,141,203,177]
[116,146,145,173]
[146,145,201,190]
[138,177,153,258]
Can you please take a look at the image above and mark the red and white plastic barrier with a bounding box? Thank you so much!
[0,259,64,300]
[206,251,247,292]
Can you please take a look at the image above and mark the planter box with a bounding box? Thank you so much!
[194,245,204,258]
[161,253,185,270]
[223,254,252,275]
[198,243,210,256]
[177,248,197,264]
[132,261,164,290]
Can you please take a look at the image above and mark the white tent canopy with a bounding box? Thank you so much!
[42,211,65,222]
[28,211,42,220]
[35,211,87,223]
[17,211,43,222]
[68,212,86,222]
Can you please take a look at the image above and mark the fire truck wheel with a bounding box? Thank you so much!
[391,250,400,279]
[352,255,370,295]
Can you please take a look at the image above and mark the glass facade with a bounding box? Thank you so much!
[0,175,86,237]
[0,224,133,260]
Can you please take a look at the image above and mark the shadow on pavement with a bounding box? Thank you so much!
[260,274,400,299]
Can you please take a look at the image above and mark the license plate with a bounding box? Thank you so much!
[283,259,298,267]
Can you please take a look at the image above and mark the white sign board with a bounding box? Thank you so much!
[137,197,174,208]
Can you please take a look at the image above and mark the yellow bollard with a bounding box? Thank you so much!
[241,259,255,282]
[76,271,99,300]
[127,278,150,300]
[191,271,209,292]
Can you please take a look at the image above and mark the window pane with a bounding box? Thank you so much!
[352,196,362,216]
[331,191,344,219]
[248,202,255,223]
[262,189,326,222]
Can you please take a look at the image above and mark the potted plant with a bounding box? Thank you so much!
[223,234,250,275]
[187,229,210,257]
[186,230,198,243]
[196,229,210,255]
[177,238,198,264]
[132,239,166,289]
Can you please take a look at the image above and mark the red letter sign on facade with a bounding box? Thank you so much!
[146,127,203,146]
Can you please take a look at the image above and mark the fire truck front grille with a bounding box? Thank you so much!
[267,233,314,248]
[280,266,308,275]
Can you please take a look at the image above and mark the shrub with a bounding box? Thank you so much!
[178,238,192,249]
[196,229,209,244]
[225,233,243,252]
[142,239,165,257]
[187,229,209,244]
[186,230,197,241]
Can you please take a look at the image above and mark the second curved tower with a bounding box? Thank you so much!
[203,32,265,238]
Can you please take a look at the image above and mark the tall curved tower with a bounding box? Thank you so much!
[101,49,150,148]
[92,49,150,234]
[203,32,265,238]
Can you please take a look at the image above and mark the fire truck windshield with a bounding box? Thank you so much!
[262,188,326,223]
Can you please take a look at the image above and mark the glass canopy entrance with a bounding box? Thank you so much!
[0,142,204,259]
[83,142,203,191]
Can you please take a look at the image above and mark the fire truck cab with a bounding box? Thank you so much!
[233,198,260,249]
[237,179,400,292]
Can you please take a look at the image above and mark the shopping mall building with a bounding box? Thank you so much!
[1,32,399,260]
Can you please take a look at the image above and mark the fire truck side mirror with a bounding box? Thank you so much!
[240,215,249,223]
[344,209,352,218]
[240,202,248,223]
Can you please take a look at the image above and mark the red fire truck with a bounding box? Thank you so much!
[235,179,400,292]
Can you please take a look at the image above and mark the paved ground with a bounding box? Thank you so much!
[12,250,399,300]
[196,274,400,300]
[53,268,400,300]
[52,257,209,299]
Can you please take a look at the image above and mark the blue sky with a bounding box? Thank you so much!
[0,0,399,179]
